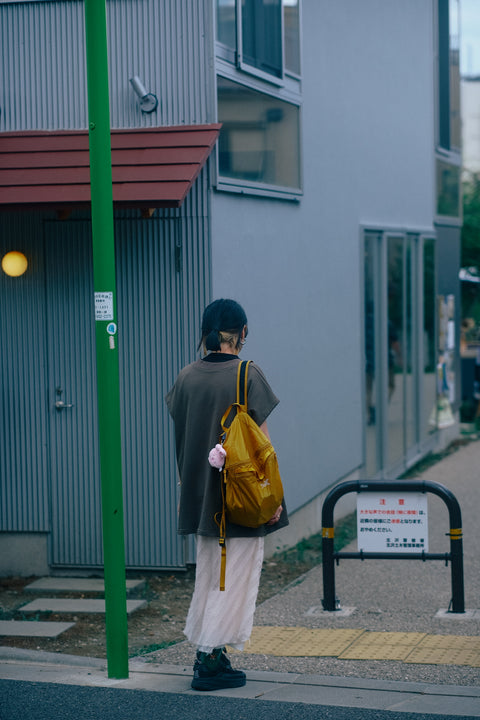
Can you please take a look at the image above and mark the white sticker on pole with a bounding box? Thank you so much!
[95,292,114,321]
[357,492,428,553]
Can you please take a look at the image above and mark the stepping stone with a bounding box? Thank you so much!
[19,598,147,615]
[0,620,75,638]
[24,577,145,594]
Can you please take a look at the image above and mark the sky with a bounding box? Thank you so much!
[460,0,480,76]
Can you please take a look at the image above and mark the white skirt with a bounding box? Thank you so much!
[184,534,264,653]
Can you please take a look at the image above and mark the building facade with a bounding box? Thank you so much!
[0,0,462,575]
[461,76,480,176]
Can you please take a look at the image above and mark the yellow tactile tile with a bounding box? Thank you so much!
[405,634,480,666]
[350,632,427,646]
[240,626,365,657]
[405,647,480,666]
[415,634,480,650]
[232,628,480,667]
[338,632,426,661]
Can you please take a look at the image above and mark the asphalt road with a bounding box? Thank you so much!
[0,681,477,720]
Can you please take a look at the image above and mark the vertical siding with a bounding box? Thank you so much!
[0,214,49,531]
[43,208,210,569]
[115,217,185,568]
[0,0,214,568]
[115,182,211,568]
[180,176,212,361]
[0,1,88,130]
[0,0,214,131]
[45,220,103,566]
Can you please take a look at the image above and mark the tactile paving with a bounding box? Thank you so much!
[241,626,365,657]
[338,632,426,661]
[405,647,480,666]
[405,634,480,666]
[414,634,480,649]
[234,627,480,667]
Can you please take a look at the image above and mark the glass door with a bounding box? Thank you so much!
[364,231,382,477]
[386,234,405,470]
[423,238,437,437]
[363,230,436,478]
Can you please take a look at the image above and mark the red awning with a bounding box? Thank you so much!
[0,124,221,210]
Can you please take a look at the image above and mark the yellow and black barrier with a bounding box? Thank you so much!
[321,479,465,614]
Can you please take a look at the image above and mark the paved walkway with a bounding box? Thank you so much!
[1,438,479,715]
[0,647,479,716]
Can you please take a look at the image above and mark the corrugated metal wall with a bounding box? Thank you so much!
[0,0,214,569]
[44,220,103,566]
[0,1,88,130]
[0,203,210,568]
[0,213,50,532]
[0,0,213,131]
[116,215,186,569]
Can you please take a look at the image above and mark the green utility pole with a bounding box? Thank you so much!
[84,0,129,679]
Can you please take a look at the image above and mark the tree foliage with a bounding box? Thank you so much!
[462,176,480,270]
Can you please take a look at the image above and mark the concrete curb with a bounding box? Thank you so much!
[0,647,479,716]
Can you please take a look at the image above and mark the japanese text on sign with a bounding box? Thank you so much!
[357,492,429,554]
[95,292,114,321]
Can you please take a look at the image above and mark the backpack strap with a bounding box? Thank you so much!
[217,359,251,591]
[217,476,227,591]
[220,360,250,432]
[237,359,250,409]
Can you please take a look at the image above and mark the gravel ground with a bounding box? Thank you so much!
[2,438,479,688]
[145,438,480,687]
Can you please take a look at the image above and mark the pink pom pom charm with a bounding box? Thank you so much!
[208,443,226,471]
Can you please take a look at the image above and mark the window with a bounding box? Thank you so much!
[217,77,301,191]
[436,158,461,217]
[216,0,301,80]
[363,230,437,478]
[283,0,300,76]
[242,0,282,78]
[438,0,460,152]
[216,1,301,196]
[217,0,236,57]
[436,0,461,221]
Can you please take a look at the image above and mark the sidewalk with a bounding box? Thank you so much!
[1,646,479,716]
[1,439,479,715]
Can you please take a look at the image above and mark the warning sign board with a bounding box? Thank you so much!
[357,492,428,554]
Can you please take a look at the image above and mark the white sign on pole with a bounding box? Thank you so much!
[95,291,114,321]
[357,492,428,553]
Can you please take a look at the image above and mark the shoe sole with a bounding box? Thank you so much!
[191,677,247,691]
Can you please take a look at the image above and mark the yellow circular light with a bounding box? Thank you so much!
[1,251,28,277]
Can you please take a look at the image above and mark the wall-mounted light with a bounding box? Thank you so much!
[1,251,28,277]
[129,75,158,113]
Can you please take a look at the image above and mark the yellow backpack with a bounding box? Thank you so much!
[216,360,284,590]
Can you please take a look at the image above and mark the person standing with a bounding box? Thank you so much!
[166,298,288,691]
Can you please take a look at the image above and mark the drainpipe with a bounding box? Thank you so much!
[84,0,128,679]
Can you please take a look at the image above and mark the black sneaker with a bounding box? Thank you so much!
[191,654,246,691]
[218,650,243,673]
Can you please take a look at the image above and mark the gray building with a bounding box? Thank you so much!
[461,76,480,176]
[0,0,462,575]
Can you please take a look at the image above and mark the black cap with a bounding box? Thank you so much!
[201,299,248,351]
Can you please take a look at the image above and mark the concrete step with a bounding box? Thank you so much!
[0,620,75,638]
[24,578,145,595]
[20,598,147,615]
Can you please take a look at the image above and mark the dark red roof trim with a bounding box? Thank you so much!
[0,125,221,210]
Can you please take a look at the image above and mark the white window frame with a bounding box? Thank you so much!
[215,0,302,86]
[215,68,303,200]
[214,1,302,200]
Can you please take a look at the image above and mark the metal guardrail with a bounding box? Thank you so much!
[321,479,465,613]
